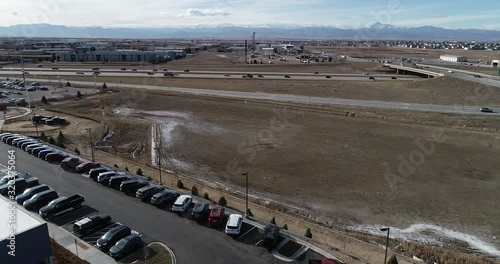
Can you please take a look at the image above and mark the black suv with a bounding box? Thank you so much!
[96,225,132,252]
[60,157,83,172]
[262,224,280,251]
[120,180,148,194]
[190,202,210,222]
[135,185,164,201]
[109,234,142,260]
[150,190,180,206]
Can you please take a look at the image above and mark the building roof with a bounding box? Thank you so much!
[0,196,44,239]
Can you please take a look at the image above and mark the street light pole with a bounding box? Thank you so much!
[242,172,249,218]
[380,227,390,264]
[157,124,163,185]
[87,128,95,162]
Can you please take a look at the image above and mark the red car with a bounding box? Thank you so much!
[208,205,225,227]
[76,162,100,173]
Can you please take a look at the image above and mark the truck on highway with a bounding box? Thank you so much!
[39,194,84,220]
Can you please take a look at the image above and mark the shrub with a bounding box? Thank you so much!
[77,91,82,98]
[40,132,47,141]
[57,130,65,141]
[218,196,227,206]
[48,136,55,144]
[59,142,66,149]
[41,96,48,104]
[304,228,312,238]
[125,166,129,172]
[282,224,288,230]
[191,186,198,195]
[177,179,184,189]
[387,255,398,264]
[102,83,107,89]
[270,217,276,225]
[136,168,143,176]
[203,192,209,200]
[66,81,71,87]
[114,164,119,168]
[74,147,80,155]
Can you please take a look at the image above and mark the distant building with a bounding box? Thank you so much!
[59,49,185,62]
[0,197,53,264]
[440,54,467,62]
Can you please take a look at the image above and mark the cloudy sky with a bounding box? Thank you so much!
[1,0,499,29]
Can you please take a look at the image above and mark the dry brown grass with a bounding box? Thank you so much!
[51,239,89,264]
[401,241,496,264]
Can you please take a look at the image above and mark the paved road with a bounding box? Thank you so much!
[0,144,283,264]
[0,69,413,81]
[21,78,499,116]
[416,64,500,88]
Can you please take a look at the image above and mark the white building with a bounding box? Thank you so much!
[440,55,467,62]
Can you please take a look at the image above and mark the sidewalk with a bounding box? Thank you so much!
[47,222,116,264]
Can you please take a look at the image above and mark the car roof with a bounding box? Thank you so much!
[32,189,56,198]
[227,214,242,226]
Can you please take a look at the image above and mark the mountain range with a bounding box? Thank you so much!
[1,23,500,41]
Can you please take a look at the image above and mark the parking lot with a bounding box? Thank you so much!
[0,140,300,264]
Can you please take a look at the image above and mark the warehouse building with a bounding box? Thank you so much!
[59,49,185,62]
[0,197,53,264]
[440,54,467,62]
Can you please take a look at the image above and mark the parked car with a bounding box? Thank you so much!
[0,172,31,185]
[108,234,142,260]
[5,135,21,144]
[120,179,148,194]
[33,146,52,157]
[208,205,225,227]
[96,225,131,252]
[0,177,39,196]
[45,152,69,163]
[150,190,180,206]
[23,190,58,211]
[97,171,120,185]
[60,157,83,172]
[11,137,28,146]
[190,202,210,222]
[73,214,112,236]
[39,194,85,220]
[480,107,494,113]
[76,162,100,173]
[25,144,44,153]
[15,184,51,205]
[136,185,164,201]
[171,195,192,213]
[89,168,110,181]
[39,149,57,160]
[108,175,132,189]
[224,214,243,235]
[262,224,280,251]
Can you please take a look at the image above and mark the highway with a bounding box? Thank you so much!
[416,64,500,88]
[0,143,284,264]
[20,78,499,115]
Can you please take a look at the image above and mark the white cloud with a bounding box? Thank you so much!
[11,11,18,16]
[181,8,230,17]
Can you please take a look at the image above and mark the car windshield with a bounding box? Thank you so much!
[115,240,127,249]
[102,230,116,240]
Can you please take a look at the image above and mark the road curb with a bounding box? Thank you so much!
[148,242,176,264]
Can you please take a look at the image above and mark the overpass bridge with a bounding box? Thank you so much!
[384,64,444,78]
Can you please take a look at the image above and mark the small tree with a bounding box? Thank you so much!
[218,196,227,206]
[102,83,107,89]
[66,81,71,87]
[77,91,82,98]
[328,56,333,62]
[41,96,48,104]
[59,142,66,149]
[57,130,65,141]
[387,255,398,264]
[74,147,80,155]
[177,179,184,189]
[270,217,276,225]
[282,224,288,230]
[305,228,312,238]
[203,192,209,200]
[136,168,143,176]
[191,186,198,196]
[114,164,119,168]
[40,132,47,141]
[48,136,56,144]
[125,166,129,172]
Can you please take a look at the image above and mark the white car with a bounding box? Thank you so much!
[171,195,192,213]
[224,214,243,235]
[448,70,454,73]
[97,171,118,184]
[362,72,369,76]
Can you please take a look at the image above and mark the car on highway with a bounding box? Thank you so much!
[153,69,158,72]
[246,74,253,78]
[120,179,148,194]
[92,68,100,71]
[171,195,192,213]
[76,71,84,75]
[184,69,190,72]
[190,202,210,222]
[147,72,154,75]
[15,184,51,205]
[135,185,164,201]
[257,74,264,78]
[92,71,100,76]
[39,87,49,91]
[314,72,319,74]
[121,68,126,71]
[164,72,175,77]
[480,107,494,113]
[262,224,280,251]
[224,214,243,235]
[96,225,132,252]
[150,190,180,206]
[325,75,331,78]
[224,74,230,77]
[45,152,69,163]
[108,234,142,260]
[39,194,85,220]
[37,65,43,68]
[448,70,454,73]
[391,76,397,79]
[474,74,482,78]
[76,162,100,173]
[362,72,369,76]
[132,69,137,71]
[284,75,291,78]
[51,67,59,70]
[23,189,59,211]
[208,205,225,227]
[369,76,375,80]
[73,214,112,236]
[60,157,83,172]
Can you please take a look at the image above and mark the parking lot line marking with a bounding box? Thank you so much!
[255,240,263,246]
[238,226,256,240]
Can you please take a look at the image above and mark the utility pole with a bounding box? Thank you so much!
[381,227,390,264]
[87,128,95,162]
[245,40,248,64]
[20,56,35,127]
[157,123,163,185]
[242,172,249,218]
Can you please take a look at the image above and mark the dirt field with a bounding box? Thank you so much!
[43,74,500,107]
[45,91,500,259]
[308,46,500,61]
